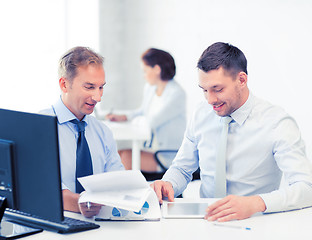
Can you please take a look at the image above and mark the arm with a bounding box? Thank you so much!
[62,189,102,218]
[105,114,127,122]
[205,114,312,222]
[160,114,199,196]
[101,123,125,171]
[104,84,154,122]
[260,115,312,212]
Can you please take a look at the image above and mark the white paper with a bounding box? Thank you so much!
[78,170,151,212]
[95,190,161,221]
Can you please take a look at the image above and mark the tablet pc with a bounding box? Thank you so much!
[162,202,209,219]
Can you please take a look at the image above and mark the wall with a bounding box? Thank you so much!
[0,0,99,112]
[97,0,312,159]
[0,0,311,159]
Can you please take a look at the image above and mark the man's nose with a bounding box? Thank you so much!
[205,92,217,105]
[92,89,102,102]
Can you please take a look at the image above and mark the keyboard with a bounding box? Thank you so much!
[4,208,100,233]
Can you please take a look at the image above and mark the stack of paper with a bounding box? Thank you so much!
[78,170,151,212]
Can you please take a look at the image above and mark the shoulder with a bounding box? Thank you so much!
[39,106,55,116]
[86,115,116,144]
[168,80,185,92]
[250,96,297,133]
[165,80,186,97]
[87,115,112,133]
[252,96,289,121]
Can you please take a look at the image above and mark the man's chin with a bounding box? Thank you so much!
[214,110,230,117]
[83,108,94,116]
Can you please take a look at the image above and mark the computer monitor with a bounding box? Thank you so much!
[0,108,63,223]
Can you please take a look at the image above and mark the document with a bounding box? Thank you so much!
[78,170,152,212]
[95,190,161,221]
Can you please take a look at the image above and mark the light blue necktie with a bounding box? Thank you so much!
[214,116,232,198]
[71,119,93,193]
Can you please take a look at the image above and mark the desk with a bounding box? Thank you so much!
[103,119,151,170]
[20,204,312,240]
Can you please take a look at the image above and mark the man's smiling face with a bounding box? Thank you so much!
[198,67,247,117]
[60,64,105,120]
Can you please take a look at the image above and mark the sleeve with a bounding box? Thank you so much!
[162,111,199,197]
[259,114,312,213]
[62,183,69,190]
[102,125,125,172]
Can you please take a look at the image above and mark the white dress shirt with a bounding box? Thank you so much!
[127,80,186,150]
[41,97,124,192]
[162,93,312,213]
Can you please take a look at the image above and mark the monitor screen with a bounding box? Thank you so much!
[0,108,63,222]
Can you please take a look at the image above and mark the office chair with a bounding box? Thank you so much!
[141,150,200,182]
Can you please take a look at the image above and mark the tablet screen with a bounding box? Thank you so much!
[163,202,209,218]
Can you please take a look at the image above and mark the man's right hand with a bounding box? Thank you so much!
[150,180,175,204]
[79,202,102,218]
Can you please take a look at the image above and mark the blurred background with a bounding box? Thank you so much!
[0,0,311,159]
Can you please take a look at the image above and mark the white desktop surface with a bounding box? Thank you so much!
[103,119,151,170]
[21,203,312,240]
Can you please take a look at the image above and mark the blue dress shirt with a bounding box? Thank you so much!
[41,97,124,192]
[162,93,312,213]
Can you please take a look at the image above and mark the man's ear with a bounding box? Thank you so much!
[59,77,68,93]
[238,72,248,87]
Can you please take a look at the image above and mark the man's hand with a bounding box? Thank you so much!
[205,195,266,222]
[79,202,102,218]
[150,180,175,204]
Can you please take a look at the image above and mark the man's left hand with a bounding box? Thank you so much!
[205,195,266,222]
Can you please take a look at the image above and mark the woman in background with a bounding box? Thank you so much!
[106,48,186,172]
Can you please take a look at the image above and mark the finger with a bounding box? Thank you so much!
[152,181,164,204]
[216,213,237,222]
[206,202,231,217]
[206,197,230,213]
[206,207,234,221]
[164,185,174,202]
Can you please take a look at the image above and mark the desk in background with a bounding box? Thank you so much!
[103,119,151,170]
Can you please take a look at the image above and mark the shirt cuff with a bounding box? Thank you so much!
[62,182,69,191]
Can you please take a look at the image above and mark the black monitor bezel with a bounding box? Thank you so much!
[0,108,64,223]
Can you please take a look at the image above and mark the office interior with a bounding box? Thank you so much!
[1,1,312,238]
[0,0,311,158]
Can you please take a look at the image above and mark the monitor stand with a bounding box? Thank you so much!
[0,196,42,239]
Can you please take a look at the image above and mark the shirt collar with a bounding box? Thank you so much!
[52,96,89,125]
[229,93,254,126]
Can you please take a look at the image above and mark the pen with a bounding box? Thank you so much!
[213,223,251,230]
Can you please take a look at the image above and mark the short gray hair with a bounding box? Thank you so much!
[58,46,104,81]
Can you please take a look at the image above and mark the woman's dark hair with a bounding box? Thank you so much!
[197,42,247,78]
[142,48,176,81]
